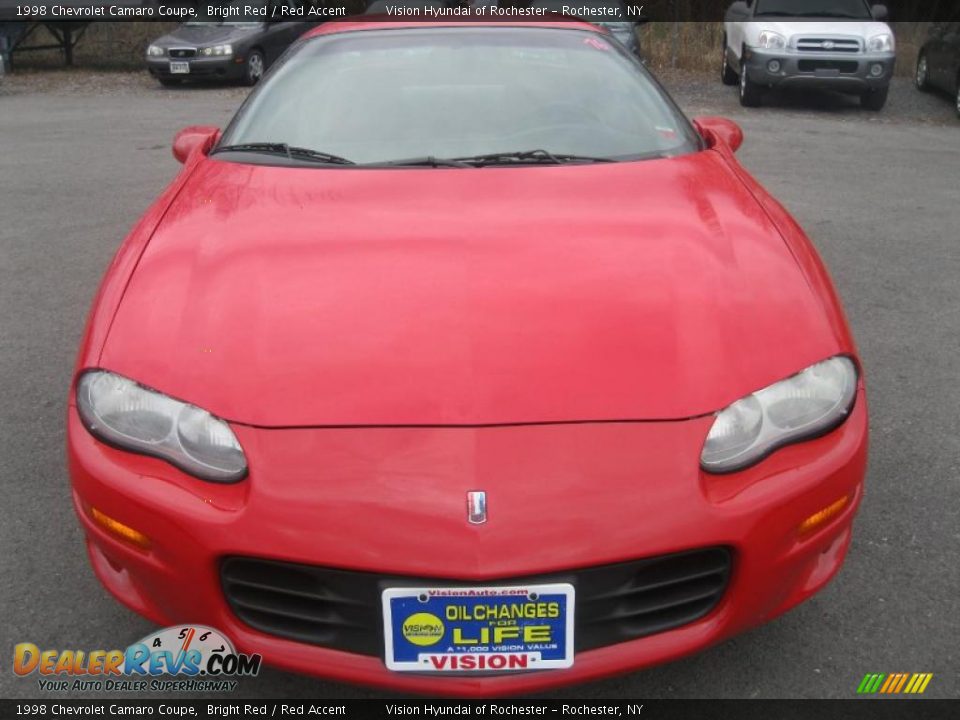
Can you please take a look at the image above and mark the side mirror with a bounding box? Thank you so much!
[693,116,744,153]
[871,3,888,20]
[172,125,220,164]
[727,1,749,18]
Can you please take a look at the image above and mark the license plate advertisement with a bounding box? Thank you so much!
[382,584,575,672]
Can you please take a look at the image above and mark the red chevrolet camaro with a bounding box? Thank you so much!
[68,19,868,695]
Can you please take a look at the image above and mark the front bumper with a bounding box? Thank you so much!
[68,390,867,696]
[744,48,895,93]
[146,56,245,81]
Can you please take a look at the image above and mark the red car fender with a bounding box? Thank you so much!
[704,131,859,362]
[71,135,216,382]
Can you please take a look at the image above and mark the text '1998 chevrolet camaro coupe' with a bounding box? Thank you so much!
[68,20,868,695]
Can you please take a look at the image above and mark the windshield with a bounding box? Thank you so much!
[754,0,872,18]
[217,27,700,166]
[187,0,264,25]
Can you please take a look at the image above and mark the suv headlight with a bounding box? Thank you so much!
[146,45,165,57]
[866,34,894,53]
[200,44,233,57]
[756,30,787,50]
[701,356,858,474]
[76,370,247,483]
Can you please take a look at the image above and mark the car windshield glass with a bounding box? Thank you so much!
[217,27,700,166]
[186,0,264,24]
[754,0,872,18]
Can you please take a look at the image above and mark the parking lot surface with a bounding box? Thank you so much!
[1,70,958,699]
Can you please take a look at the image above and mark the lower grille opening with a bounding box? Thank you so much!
[221,547,732,657]
[798,60,859,74]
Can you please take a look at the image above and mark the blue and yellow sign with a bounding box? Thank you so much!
[382,584,574,672]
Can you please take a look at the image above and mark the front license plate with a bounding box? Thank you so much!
[169,61,190,74]
[382,584,574,672]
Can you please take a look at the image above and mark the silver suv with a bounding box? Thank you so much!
[721,0,895,110]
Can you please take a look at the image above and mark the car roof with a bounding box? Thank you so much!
[302,18,602,40]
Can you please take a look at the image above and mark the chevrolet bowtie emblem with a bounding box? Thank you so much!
[466,491,487,525]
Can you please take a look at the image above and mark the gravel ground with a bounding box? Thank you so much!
[3,66,959,126]
[656,67,960,127]
[1,66,959,701]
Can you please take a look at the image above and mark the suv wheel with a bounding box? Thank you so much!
[916,54,930,91]
[861,86,889,111]
[739,59,762,107]
[721,36,738,86]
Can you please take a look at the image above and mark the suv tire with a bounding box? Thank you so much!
[739,59,762,107]
[721,36,738,85]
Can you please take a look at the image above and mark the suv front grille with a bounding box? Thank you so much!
[221,548,731,657]
[796,37,862,53]
[798,60,860,73]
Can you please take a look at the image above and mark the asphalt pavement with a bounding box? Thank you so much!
[1,70,958,700]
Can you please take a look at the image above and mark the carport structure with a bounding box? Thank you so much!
[0,21,91,68]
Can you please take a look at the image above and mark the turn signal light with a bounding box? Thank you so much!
[89,507,151,550]
[798,495,849,536]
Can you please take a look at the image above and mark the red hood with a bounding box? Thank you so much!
[101,150,845,427]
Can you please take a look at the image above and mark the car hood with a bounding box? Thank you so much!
[102,151,846,427]
[154,24,258,47]
[748,20,891,42]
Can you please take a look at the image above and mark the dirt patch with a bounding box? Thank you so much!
[657,67,960,127]
[1,67,248,101]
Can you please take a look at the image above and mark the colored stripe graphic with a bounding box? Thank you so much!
[857,673,933,694]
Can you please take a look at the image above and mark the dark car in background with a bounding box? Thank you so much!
[146,0,315,86]
[916,22,960,118]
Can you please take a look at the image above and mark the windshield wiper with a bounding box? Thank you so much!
[374,156,474,168]
[448,149,617,167]
[213,142,355,166]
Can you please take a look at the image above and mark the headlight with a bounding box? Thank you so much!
[866,34,894,53]
[146,45,165,57]
[701,356,858,473]
[201,44,233,57]
[756,30,786,51]
[76,370,247,483]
